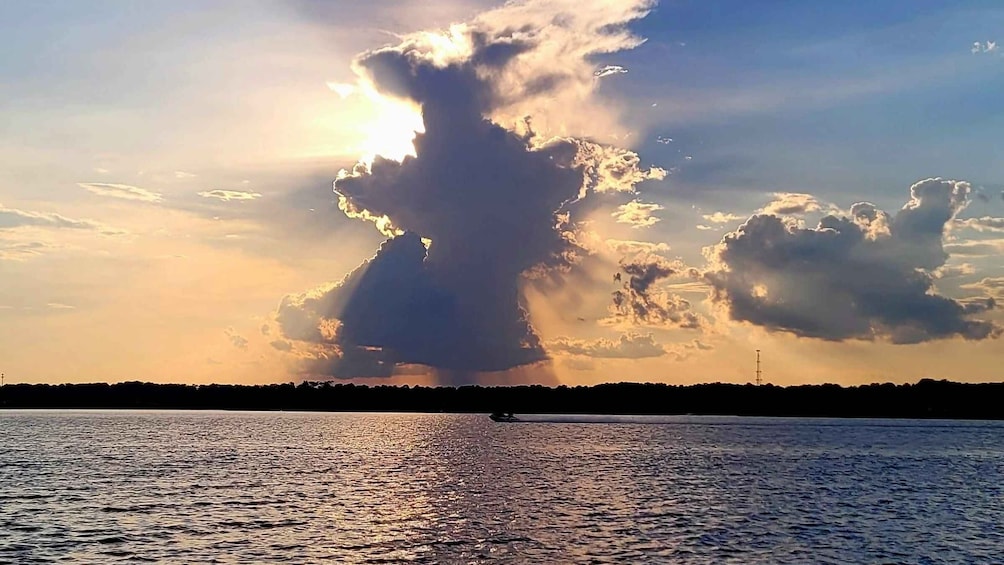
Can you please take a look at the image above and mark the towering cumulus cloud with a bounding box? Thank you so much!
[276,1,663,382]
[705,179,1000,343]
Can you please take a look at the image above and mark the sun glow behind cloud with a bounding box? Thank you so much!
[357,89,425,166]
[327,80,426,166]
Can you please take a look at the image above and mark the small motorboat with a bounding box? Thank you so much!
[489,412,519,422]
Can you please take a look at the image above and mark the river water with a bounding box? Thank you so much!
[1,411,1002,563]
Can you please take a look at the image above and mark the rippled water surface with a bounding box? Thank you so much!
[2,411,1003,563]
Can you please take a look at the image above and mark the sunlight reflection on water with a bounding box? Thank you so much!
[2,411,1002,563]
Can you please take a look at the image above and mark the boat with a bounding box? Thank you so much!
[489,412,519,422]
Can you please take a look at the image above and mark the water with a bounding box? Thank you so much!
[2,411,1002,563]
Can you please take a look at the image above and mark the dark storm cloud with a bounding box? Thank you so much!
[705,178,1000,343]
[275,1,662,381]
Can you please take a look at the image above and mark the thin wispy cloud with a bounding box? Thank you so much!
[79,183,163,203]
[961,277,1004,299]
[945,238,1004,256]
[605,239,670,256]
[547,332,666,359]
[702,212,744,224]
[955,216,1004,233]
[0,204,119,234]
[0,240,54,261]
[198,190,263,202]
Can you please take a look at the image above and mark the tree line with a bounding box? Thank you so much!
[2,379,1003,419]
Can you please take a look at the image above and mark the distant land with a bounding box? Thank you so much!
[2,379,1004,419]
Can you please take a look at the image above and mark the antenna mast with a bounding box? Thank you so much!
[755,350,761,386]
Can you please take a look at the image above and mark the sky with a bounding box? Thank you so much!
[1,0,1002,387]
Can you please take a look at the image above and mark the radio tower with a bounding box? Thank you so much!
[755,350,762,386]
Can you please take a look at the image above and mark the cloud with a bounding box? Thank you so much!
[0,240,54,261]
[46,302,75,310]
[198,190,263,202]
[560,356,596,371]
[961,277,1004,299]
[956,216,1004,233]
[702,212,744,224]
[971,40,998,54]
[174,171,197,179]
[666,338,714,361]
[761,192,822,216]
[224,327,249,350]
[933,263,975,279]
[608,255,702,329]
[0,204,119,234]
[705,178,1000,343]
[944,238,1004,256]
[326,82,356,98]
[605,239,670,256]
[612,200,664,228]
[594,65,628,78]
[270,339,293,352]
[79,183,163,203]
[547,332,665,358]
[276,0,662,382]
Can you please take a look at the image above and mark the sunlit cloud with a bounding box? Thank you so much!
[933,263,975,279]
[326,82,357,99]
[955,216,1004,233]
[613,200,664,228]
[174,171,197,179]
[608,255,702,329]
[197,190,263,202]
[961,277,1004,299]
[605,239,671,256]
[945,238,1004,256]
[761,192,822,216]
[79,182,163,203]
[276,0,663,383]
[702,212,745,224]
[706,178,1000,343]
